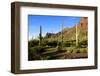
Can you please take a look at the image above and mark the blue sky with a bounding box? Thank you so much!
[28,15,80,40]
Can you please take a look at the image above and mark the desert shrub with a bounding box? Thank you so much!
[72,49,77,53]
[28,46,46,60]
[57,41,61,46]
[83,49,87,53]
[62,41,71,47]
[41,40,48,46]
[81,40,88,45]
[70,41,75,47]
[69,40,76,47]
[32,46,46,53]
[28,40,39,47]
[56,46,62,52]
[79,48,87,53]
[79,40,88,48]
[47,40,57,47]
[76,49,80,53]
[71,48,87,54]
[66,47,74,53]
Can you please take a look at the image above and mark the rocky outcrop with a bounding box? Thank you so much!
[45,17,88,41]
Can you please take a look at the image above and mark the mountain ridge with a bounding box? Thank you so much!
[45,17,88,41]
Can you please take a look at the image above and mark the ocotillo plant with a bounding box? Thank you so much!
[39,25,42,46]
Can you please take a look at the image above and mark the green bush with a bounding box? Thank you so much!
[62,41,71,47]
[28,46,46,60]
[56,46,62,51]
[79,40,88,48]
[79,48,87,53]
[57,42,61,46]
[47,40,57,47]
[28,40,39,47]
[41,40,48,46]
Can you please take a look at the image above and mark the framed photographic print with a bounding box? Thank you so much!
[11,2,98,74]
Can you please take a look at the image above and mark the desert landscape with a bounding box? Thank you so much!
[28,16,88,60]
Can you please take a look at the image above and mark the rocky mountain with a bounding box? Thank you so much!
[45,17,88,41]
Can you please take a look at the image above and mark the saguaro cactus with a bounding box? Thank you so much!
[39,25,42,46]
[61,23,64,47]
[31,36,33,40]
[76,24,79,47]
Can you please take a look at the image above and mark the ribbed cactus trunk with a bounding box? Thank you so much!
[76,24,78,47]
[39,25,42,46]
[57,34,59,46]
[31,37,33,40]
[61,23,64,47]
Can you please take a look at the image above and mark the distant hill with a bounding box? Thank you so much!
[45,17,88,42]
